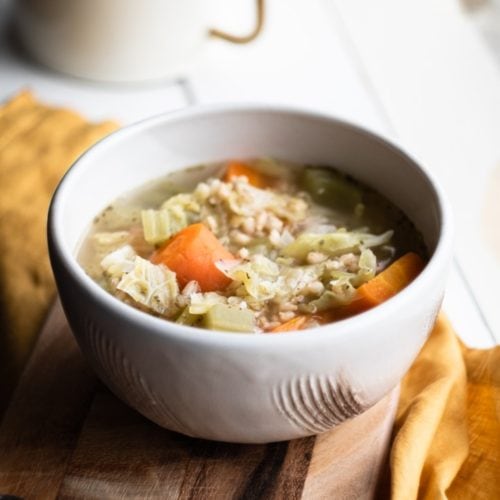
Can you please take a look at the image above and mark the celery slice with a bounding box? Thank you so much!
[141,208,187,245]
[176,307,200,326]
[203,304,255,333]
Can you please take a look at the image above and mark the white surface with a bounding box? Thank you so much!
[443,261,496,348]
[191,0,388,135]
[333,0,500,346]
[1,0,498,347]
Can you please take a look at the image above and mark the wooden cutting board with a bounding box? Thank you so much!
[0,300,397,499]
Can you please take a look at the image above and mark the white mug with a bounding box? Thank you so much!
[15,0,264,82]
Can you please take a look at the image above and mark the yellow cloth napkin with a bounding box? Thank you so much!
[391,316,500,499]
[0,91,117,410]
[0,92,498,499]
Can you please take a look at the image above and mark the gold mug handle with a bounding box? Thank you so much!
[209,0,265,44]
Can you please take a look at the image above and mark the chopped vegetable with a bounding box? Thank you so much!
[270,315,309,333]
[282,230,393,261]
[301,286,355,313]
[350,249,377,287]
[87,234,136,281]
[117,256,179,315]
[339,252,425,317]
[100,244,137,279]
[188,292,228,315]
[203,304,255,332]
[217,254,281,301]
[224,161,270,188]
[301,167,362,210]
[227,181,307,222]
[151,223,234,292]
[141,208,188,245]
[282,232,357,260]
[176,307,200,326]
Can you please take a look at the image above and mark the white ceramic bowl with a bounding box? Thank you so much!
[48,106,453,443]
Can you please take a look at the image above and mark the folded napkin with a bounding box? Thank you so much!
[0,92,498,499]
[0,91,117,410]
[391,315,499,499]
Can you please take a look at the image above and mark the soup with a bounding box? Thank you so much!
[78,159,426,333]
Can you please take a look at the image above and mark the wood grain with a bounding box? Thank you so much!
[302,387,398,500]
[0,300,97,499]
[0,300,396,499]
[58,387,316,499]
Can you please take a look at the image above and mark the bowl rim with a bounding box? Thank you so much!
[48,103,454,347]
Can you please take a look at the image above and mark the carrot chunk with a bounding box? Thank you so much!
[223,161,269,188]
[340,252,425,317]
[269,315,309,333]
[151,223,234,292]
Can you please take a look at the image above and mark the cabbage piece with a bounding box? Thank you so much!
[328,277,357,303]
[280,264,325,296]
[301,250,377,314]
[91,233,132,278]
[100,245,137,279]
[141,208,187,245]
[282,233,358,260]
[300,277,356,314]
[227,183,274,217]
[301,291,344,314]
[351,249,377,287]
[358,231,394,248]
[188,292,227,315]
[282,230,393,261]
[117,256,179,315]
[227,181,307,221]
[217,255,281,301]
